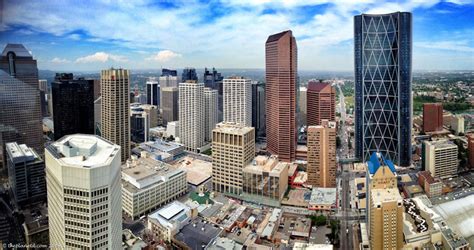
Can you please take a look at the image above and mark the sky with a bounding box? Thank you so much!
[1,0,473,71]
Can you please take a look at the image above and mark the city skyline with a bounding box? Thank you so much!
[1,0,473,71]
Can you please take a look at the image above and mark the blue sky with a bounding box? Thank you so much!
[1,0,473,71]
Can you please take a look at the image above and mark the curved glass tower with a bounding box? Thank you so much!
[354,12,412,166]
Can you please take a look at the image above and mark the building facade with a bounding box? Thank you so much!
[354,12,412,166]
[307,120,337,188]
[181,67,198,82]
[52,73,94,140]
[204,87,218,142]
[161,87,179,124]
[265,30,297,162]
[468,134,474,169]
[101,68,130,162]
[423,140,458,179]
[0,44,43,155]
[251,82,266,139]
[307,80,336,126]
[6,142,46,207]
[178,81,205,152]
[212,123,255,195]
[121,157,187,219]
[223,76,252,126]
[46,134,122,249]
[423,103,443,133]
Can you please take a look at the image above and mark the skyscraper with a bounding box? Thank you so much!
[6,142,46,207]
[181,67,198,82]
[354,12,412,166]
[265,30,297,162]
[423,103,443,133]
[146,78,160,106]
[178,81,205,152]
[251,82,266,139]
[204,68,224,121]
[38,79,49,117]
[365,152,403,250]
[46,134,122,249]
[204,87,218,142]
[468,134,474,168]
[307,120,337,188]
[212,123,255,195]
[223,76,252,126]
[161,68,177,77]
[52,73,94,140]
[161,87,179,124]
[101,68,130,162]
[0,44,43,155]
[307,80,336,126]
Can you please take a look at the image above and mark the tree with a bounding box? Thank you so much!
[309,214,327,226]
[336,136,341,148]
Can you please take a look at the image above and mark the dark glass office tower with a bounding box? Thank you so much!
[354,12,412,166]
[0,44,43,156]
[51,73,94,140]
[146,79,159,106]
[181,67,198,82]
[161,68,177,77]
[203,67,224,121]
[251,82,266,139]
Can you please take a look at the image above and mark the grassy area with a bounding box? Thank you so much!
[201,148,212,156]
[189,191,214,205]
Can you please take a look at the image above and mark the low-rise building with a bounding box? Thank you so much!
[174,156,212,191]
[308,187,337,211]
[242,155,289,205]
[418,171,442,198]
[122,156,187,219]
[133,139,184,162]
[148,201,193,242]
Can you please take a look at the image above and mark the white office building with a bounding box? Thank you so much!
[204,87,218,142]
[45,134,122,249]
[178,81,205,152]
[223,76,252,126]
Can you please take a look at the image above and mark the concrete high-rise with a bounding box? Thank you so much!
[0,44,43,155]
[38,79,49,117]
[181,67,198,82]
[307,120,337,188]
[265,30,297,162]
[298,86,307,126]
[52,73,94,140]
[423,140,458,179]
[204,68,224,121]
[212,123,255,195]
[158,75,178,88]
[204,87,218,142]
[307,80,336,126]
[178,81,205,152]
[423,103,443,133]
[146,78,160,107]
[161,87,179,124]
[46,134,122,249]
[101,68,130,162]
[365,152,402,250]
[251,82,266,139]
[354,12,412,166]
[223,76,252,126]
[6,142,46,207]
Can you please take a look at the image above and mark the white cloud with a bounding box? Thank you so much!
[67,33,81,40]
[51,57,70,63]
[75,52,128,63]
[416,40,474,52]
[146,50,182,62]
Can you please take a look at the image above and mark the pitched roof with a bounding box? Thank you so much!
[307,81,331,92]
[2,44,33,58]
[266,30,292,43]
[367,152,396,175]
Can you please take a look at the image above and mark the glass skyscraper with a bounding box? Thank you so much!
[354,12,412,167]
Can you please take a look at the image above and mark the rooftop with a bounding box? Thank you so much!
[213,122,254,135]
[309,188,337,205]
[174,218,222,250]
[122,157,183,191]
[371,188,402,205]
[140,139,184,154]
[6,142,41,164]
[426,139,457,149]
[367,152,396,175]
[266,30,292,43]
[2,44,33,57]
[47,134,119,168]
[174,156,212,186]
[244,155,290,176]
[307,80,332,92]
[148,201,190,229]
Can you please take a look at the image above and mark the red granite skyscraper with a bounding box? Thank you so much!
[265,30,297,162]
[307,80,336,126]
[423,103,443,132]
